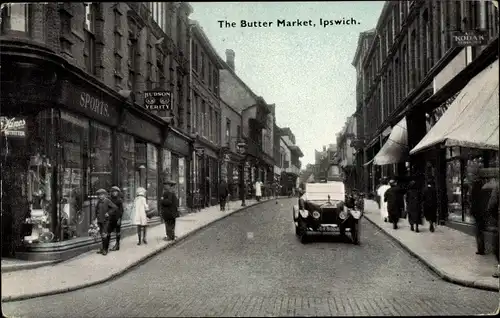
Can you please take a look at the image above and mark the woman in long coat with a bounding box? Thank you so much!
[133,187,149,245]
[384,180,404,229]
[422,181,438,232]
[406,181,423,232]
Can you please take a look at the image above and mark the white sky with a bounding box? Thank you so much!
[190,1,385,166]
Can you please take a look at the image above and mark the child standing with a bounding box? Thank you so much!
[133,187,149,245]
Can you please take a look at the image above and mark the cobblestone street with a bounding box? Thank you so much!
[3,199,499,317]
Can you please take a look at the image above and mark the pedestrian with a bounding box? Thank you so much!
[483,169,499,278]
[161,179,179,241]
[219,178,229,211]
[377,178,391,222]
[468,166,486,254]
[422,179,438,233]
[93,189,117,255]
[406,180,423,232]
[133,187,149,245]
[108,186,124,251]
[384,179,404,229]
[254,178,263,202]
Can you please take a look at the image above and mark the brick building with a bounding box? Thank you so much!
[353,0,499,228]
[0,2,194,260]
[188,20,224,207]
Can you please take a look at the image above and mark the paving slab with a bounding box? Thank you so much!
[1,197,284,302]
[363,199,499,292]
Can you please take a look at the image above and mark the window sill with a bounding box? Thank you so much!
[114,71,124,79]
[71,30,85,42]
[114,49,123,58]
[114,27,123,36]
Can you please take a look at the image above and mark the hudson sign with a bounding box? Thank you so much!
[451,30,489,46]
[144,91,172,111]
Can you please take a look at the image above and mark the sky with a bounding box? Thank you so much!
[190,1,385,166]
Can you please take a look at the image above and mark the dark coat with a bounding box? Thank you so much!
[109,196,124,219]
[405,185,423,225]
[219,182,229,198]
[384,186,404,219]
[486,181,499,222]
[161,190,179,220]
[94,198,117,223]
[422,185,438,222]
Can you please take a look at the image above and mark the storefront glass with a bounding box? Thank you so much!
[146,143,158,212]
[120,133,135,222]
[59,111,90,240]
[89,122,112,206]
[171,154,179,200]
[178,157,186,209]
[446,159,462,222]
[135,141,147,189]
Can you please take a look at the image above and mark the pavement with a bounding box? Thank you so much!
[1,197,280,302]
[2,198,499,317]
[362,199,500,292]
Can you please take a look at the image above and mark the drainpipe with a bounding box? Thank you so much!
[188,24,194,209]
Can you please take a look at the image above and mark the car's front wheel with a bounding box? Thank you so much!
[351,220,360,245]
[297,219,308,244]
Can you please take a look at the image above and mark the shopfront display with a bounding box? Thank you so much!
[120,133,135,222]
[146,143,159,213]
[162,149,187,209]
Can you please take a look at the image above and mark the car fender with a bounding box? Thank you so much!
[349,209,362,220]
[299,209,309,219]
[293,205,299,220]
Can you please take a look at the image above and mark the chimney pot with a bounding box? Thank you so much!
[225,49,235,71]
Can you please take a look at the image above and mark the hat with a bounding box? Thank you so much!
[389,179,397,186]
[136,187,146,196]
[96,188,107,195]
[110,186,121,192]
[163,179,176,185]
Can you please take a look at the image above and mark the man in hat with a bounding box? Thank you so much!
[93,189,117,255]
[107,186,124,251]
[161,179,179,241]
[384,179,404,229]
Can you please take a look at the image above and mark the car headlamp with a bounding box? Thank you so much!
[339,210,348,220]
[312,211,320,219]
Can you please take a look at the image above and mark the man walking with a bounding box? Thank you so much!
[108,186,124,251]
[93,189,117,255]
[422,179,438,233]
[384,180,404,229]
[469,166,486,254]
[219,178,229,211]
[161,180,179,241]
[485,172,499,277]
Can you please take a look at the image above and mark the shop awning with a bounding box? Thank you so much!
[363,158,374,166]
[410,59,499,155]
[372,117,408,166]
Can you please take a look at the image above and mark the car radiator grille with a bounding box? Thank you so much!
[320,208,339,224]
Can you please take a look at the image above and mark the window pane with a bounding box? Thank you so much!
[146,143,158,204]
[120,133,135,221]
[89,122,112,199]
[9,4,27,32]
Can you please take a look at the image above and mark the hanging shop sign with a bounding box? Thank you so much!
[451,30,489,47]
[1,117,27,138]
[144,91,172,111]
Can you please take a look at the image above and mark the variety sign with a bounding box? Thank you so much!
[451,30,489,47]
[144,91,172,111]
[1,117,27,137]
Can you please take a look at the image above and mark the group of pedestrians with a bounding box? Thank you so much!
[92,179,180,256]
[376,177,437,232]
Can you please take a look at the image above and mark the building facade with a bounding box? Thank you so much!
[277,127,303,195]
[220,99,243,200]
[353,0,499,228]
[219,49,276,198]
[188,20,224,207]
[0,2,193,260]
[337,116,357,192]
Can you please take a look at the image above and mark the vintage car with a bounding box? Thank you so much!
[293,181,362,244]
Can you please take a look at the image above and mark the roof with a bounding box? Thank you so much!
[351,29,376,66]
[189,20,225,69]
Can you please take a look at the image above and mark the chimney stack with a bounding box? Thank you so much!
[225,49,235,71]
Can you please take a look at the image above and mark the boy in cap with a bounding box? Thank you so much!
[93,188,117,255]
[108,186,124,251]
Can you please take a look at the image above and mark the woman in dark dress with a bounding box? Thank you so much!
[423,181,438,232]
[384,180,404,230]
[406,181,423,232]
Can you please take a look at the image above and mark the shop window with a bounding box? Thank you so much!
[146,143,158,211]
[59,112,90,241]
[135,141,147,190]
[120,133,135,221]
[0,3,30,36]
[171,154,180,202]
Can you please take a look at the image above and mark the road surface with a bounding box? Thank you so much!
[3,199,499,317]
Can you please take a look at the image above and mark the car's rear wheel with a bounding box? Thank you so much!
[351,220,360,245]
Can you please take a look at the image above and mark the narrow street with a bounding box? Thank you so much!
[3,199,498,317]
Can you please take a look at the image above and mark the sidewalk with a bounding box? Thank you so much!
[1,197,285,302]
[363,199,499,292]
